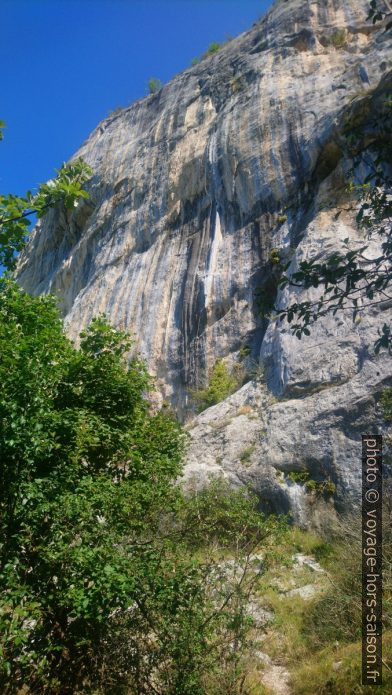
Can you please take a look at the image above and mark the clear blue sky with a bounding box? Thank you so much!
[1,0,272,197]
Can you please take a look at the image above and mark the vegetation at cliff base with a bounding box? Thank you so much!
[0,278,290,694]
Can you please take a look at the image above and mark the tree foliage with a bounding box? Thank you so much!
[367,0,392,30]
[0,156,92,271]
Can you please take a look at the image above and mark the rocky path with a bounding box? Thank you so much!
[258,652,292,695]
[253,552,328,695]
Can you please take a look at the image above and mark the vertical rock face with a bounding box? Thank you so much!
[16,0,392,519]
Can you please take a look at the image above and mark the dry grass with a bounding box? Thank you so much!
[291,632,392,695]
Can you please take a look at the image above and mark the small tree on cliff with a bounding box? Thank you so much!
[148,77,162,94]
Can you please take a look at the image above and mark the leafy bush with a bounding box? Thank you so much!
[179,478,287,550]
[191,39,227,67]
[148,77,162,94]
[329,29,347,48]
[239,446,255,465]
[286,471,336,497]
[0,280,181,691]
[205,42,221,56]
[381,386,392,421]
[191,359,240,412]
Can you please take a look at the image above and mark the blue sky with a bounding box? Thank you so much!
[1,0,272,197]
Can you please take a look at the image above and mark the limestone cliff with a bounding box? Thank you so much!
[16,0,392,522]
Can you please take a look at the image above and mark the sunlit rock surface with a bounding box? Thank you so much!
[16,0,392,518]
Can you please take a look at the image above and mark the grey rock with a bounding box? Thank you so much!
[256,651,273,666]
[285,583,320,599]
[248,601,274,628]
[292,554,325,574]
[261,662,292,695]
[332,661,343,671]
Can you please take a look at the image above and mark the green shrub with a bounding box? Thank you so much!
[148,77,162,94]
[205,41,221,56]
[268,247,282,264]
[286,471,311,485]
[329,29,347,48]
[0,280,182,692]
[191,359,240,412]
[286,471,336,497]
[191,39,225,67]
[316,479,336,496]
[239,446,256,465]
[381,386,392,421]
[178,477,288,551]
[238,344,251,361]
